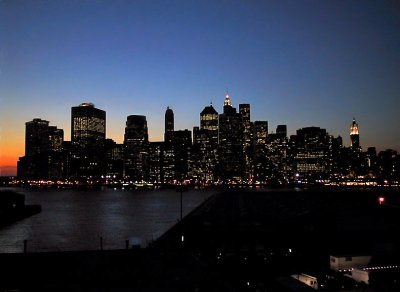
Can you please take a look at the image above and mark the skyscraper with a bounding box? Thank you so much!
[71,103,106,148]
[173,129,192,181]
[218,93,244,180]
[276,125,287,138]
[165,106,174,143]
[254,121,268,145]
[123,115,149,180]
[18,118,64,179]
[350,118,360,150]
[25,118,63,156]
[200,104,218,143]
[239,104,253,179]
[293,126,333,178]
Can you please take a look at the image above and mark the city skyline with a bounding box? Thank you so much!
[1,0,400,176]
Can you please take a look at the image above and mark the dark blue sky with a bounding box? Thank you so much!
[1,0,400,173]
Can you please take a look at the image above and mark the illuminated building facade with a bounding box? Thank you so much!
[71,103,106,148]
[218,93,244,180]
[265,133,290,183]
[123,115,149,180]
[253,121,269,181]
[200,104,218,144]
[192,104,220,181]
[192,127,217,181]
[293,127,333,178]
[350,118,360,150]
[149,141,164,182]
[239,104,253,179]
[254,121,268,145]
[16,95,400,185]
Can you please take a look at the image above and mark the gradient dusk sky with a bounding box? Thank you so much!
[1,0,399,176]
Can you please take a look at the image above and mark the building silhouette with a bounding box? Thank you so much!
[15,98,400,186]
[217,93,244,180]
[200,104,218,144]
[276,124,287,139]
[265,129,290,183]
[190,104,220,181]
[164,107,174,143]
[71,103,106,148]
[293,127,333,179]
[149,141,164,183]
[69,103,107,178]
[253,121,269,181]
[18,119,64,179]
[239,104,253,179]
[123,115,149,181]
[173,129,192,182]
[350,118,360,151]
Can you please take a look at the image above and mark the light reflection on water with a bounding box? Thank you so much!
[0,187,215,253]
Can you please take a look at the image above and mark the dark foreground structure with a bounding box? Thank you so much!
[1,188,400,291]
[0,191,41,227]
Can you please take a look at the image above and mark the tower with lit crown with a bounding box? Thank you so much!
[350,118,360,150]
[224,92,232,107]
[218,92,244,180]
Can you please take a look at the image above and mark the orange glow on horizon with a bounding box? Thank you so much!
[0,137,24,176]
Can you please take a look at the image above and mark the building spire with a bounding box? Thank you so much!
[350,117,359,135]
[350,117,360,150]
[224,91,232,107]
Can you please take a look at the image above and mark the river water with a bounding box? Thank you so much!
[0,187,216,253]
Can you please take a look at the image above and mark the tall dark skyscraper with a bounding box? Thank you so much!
[123,115,149,180]
[164,106,174,143]
[18,118,64,179]
[350,118,360,150]
[218,93,244,180]
[71,103,106,148]
[276,125,287,138]
[25,118,63,156]
[173,129,192,181]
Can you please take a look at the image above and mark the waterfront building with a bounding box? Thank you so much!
[292,127,333,179]
[239,104,253,179]
[25,118,63,156]
[192,104,220,181]
[191,127,217,181]
[173,129,192,181]
[103,139,123,178]
[149,141,164,183]
[218,93,244,180]
[350,118,360,151]
[18,119,64,179]
[264,133,291,183]
[253,121,269,181]
[254,121,268,145]
[200,104,218,144]
[123,115,149,181]
[276,124,287,139]
[71,103,106,148]
[165,107,174,143]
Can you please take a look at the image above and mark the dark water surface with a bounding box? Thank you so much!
[0,187,215,253]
